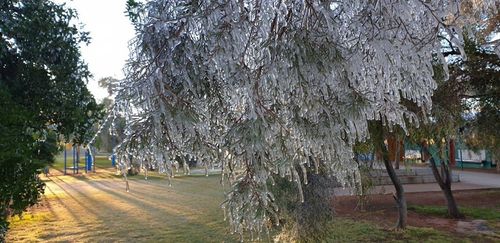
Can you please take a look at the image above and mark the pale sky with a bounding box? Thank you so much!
[55,0,136,102]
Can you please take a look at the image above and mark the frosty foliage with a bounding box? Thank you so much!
[112,0,498,237]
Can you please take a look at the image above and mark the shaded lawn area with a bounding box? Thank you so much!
[7,168,500,242]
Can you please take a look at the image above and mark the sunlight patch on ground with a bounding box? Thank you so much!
[7,173,237,242]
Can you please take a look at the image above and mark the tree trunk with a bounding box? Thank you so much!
[371,122,407,229]
[495,154,499,173]
[395,137,400,170]
[449,139,456,166]
[442,183,462,217]
[422,144,464,219]
[383,152,407,229]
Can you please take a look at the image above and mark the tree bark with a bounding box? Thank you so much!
[371,122,407,229]
[422,143,463,219]
[395,137,400,170]
[449,139,456,166]
[495,154,499,173]
[383,150,407,229]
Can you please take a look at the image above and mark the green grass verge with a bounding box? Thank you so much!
[322,219,387,242]
[320,219,473,243]
[409,205,500,220]
[401,227,457,243]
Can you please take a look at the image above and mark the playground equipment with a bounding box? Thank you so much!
[63,144,95,175]
[60,105,121,175]
[87,111,118,168]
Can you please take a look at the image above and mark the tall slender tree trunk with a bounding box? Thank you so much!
[449,139,456,166]
[422,140,463,218]
[372,122,407,229]
[383,151,407,229]
[495,154,499,173]
[395,137,401,170]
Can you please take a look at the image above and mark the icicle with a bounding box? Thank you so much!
[313,156,319,174]
[166,174,172,187]
[293,169,304,203]
[300,162,308,185]
[123,172,130,192]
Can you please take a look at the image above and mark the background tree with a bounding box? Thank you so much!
[0,0,102,239]
[403,54,466,218]
[454,40,500,172]
[404,32,500,219]
[91,76,126,153]
[370,122,409,229]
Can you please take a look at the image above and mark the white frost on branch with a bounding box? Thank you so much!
[112,0,498,237]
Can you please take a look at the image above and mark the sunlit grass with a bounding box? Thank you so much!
[7,173,239,242]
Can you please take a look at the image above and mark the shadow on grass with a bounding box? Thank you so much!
[38,172,238,242]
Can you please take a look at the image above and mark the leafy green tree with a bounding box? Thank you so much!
[454,39,500,172]
[404,35,499,219]
[0,0,103,239]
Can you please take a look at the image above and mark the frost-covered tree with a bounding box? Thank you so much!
[113,0,498,237]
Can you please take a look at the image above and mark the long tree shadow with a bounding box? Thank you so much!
[47,176,170,240]
[97,176,230,217]
[43,181,86,225]
[89,179,210,222]
[49,174,235,241]
[87,180,236,241]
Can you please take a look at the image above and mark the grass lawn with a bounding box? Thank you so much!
[7,172,240,242]
[7,166,500,242]
[408,205,500,220]
[322,220,459,242]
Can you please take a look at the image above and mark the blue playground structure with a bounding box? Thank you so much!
[63,144,96,175]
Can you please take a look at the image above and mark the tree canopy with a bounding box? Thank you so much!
[0,0,103,238]
[454,38,500,164]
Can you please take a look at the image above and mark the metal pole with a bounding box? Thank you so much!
[71,144,75,174]
[111,130,116,167]
[86,148,93,172]
[459,139,464,171]
[64,144,67,175]
[84,148,88,173]
[74,146,76,174]
[92,146,96,173]
[77,146,80,174]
